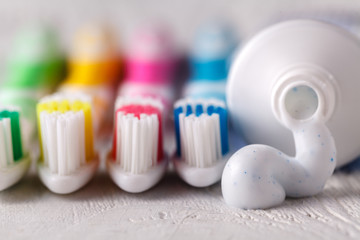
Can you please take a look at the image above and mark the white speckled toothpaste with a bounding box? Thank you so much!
[223,82,336,209]
[223,19,360,209]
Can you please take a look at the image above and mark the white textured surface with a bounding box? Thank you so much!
[1,167,360,239]
[1,1,360,239]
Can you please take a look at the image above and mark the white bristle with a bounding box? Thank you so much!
[151,114,159,167]
[179,113,222,168]
[0,118,14,168]
[115,113,159,174]
[40,111,86,175]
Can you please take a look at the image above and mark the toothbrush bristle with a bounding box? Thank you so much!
[37,94,94,175]
[0,109,23,168]
[113,97,163,174]
[174,98,228,168]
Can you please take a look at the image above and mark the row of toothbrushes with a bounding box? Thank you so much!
[1,93,230,193]
[0,21,238,193]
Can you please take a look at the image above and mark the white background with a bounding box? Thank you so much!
[0,0,360,57]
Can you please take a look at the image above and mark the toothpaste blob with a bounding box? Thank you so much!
[222,83,336,209]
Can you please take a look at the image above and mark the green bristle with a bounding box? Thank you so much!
[0,110,23,161]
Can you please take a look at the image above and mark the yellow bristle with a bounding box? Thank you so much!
[58,100,70,113]
[47,101,59,112]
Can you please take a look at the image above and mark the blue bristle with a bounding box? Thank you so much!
[207,105,215,115]
[174,106,183,157]
[214,106,229,155]
[195,104,203,116]
[186,104,193,116]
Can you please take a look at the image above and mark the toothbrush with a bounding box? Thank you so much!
[173,98,230,187]
[0,108,30,191]
[183,21,237,101]
[59,24,121,133]
[0,25,64,146]
[118,24,176,112]
[107,96,167,193]
[36,93,98,194]
[172,22,237,187]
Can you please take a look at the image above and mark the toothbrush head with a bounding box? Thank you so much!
[107,96,167,193]
[174,98,229,165]
[37,94,95,166]
[125,24,175,85]
[65,24,121,86]
[36,93,98,194]
[0,108,30,191]
[173,98,230,187]
[3,25,64,90]
[113,96,164,172]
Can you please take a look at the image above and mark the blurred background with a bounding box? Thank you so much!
[0,0,360,64]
